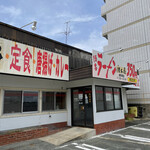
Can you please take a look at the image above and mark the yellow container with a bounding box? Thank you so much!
[128,107,138,117]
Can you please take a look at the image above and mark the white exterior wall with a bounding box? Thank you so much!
[0,89,2,116]
[104,20,150,52]
[0,74,67,90]
[66,89,71,126]
[0,113,67,131]
[0,74,68,131]
[0,74,127,131]
[102,0,150,36]
[101,0,150,104]
[92,78,125,124]
[94,110,124,124]
[101,0,130,17]
[122,88,128,113]
[67,78,127,125]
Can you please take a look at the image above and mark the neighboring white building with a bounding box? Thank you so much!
[101,0,150,117]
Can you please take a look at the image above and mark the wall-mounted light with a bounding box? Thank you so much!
[21,21,37,31]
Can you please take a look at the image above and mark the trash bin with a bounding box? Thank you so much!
[128,107,138,117]
[128,106,143,118]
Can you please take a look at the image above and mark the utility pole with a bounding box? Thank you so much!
[65,21,71,44]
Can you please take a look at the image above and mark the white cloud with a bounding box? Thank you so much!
[41,25,65,38]
[56,12,71,18]
[72,15,99,22]
[0,5,21,17]
[56,12,99,23]
[71,31,108,52]
[41,20,79,38]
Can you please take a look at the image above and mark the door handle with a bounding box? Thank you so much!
[81,106,84,110]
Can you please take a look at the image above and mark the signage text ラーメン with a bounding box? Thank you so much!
[92,50,139,86]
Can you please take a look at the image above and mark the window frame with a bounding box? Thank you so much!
[95,86,105,112]
[113,88,122,110]
[95,85,122,112]
[42,91,55,111]
[22,91,39,113]
[3,90,22,114]
[105,87,115,111]
[42,91,67,112]
[3,90,39,115]
[2,89,67,116]
[55,92,66,110]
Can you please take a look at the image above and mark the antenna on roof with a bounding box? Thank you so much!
[59,21,71,44]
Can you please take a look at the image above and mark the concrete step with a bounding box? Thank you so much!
[39,127,96,146]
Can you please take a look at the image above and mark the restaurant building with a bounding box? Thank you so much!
[0,22,139,145]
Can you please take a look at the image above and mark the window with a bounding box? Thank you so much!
[56,92,66,109]
[114,88,122,109]
[42,92,54,111]
[23,91,38,112]
[42,92,66,111]
[3,90,38,114]
[4,91,22,113]
[95,86,122,112]
[105,88,114,110]
[95,86,105,111]
[3,90,66,114]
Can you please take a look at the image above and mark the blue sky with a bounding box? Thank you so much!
[0,0,107,52]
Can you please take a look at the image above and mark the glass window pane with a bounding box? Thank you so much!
[4,91,22,114]
[105,88,114,110]
[72,89,85,126]
[56,92,66,110]
[114,88,122,109]
[95,86,105,111]
[42,92,54,111]
[23,91,38,112]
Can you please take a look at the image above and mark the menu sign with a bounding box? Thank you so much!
[92,50,139,86]
[0,38,69,80]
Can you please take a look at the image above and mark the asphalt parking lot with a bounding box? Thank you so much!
[1,119,150,150]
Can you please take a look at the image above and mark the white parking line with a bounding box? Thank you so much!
[55,145,68,149]
[124,135,150,143]
[143,122,150,125]
[111,133,150,143]
[92,121,150,139]
[71,121,150,150]
[91,132,109,139]
[72,143,78,145]
[75,146,91,150]
[72,143,106,150]
[130,126,150,132]
[82,144,106,150]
